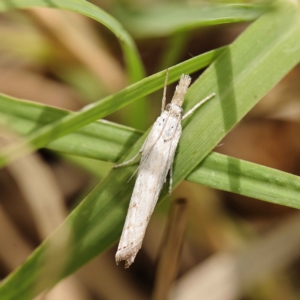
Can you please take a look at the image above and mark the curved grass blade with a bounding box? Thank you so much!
[0,0,144,83]
[0,0,149,131]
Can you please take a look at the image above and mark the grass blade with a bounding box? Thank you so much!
[0,47,225,166]
[188,153,300,209]
[0,0,144,82]
[2,95,300,209]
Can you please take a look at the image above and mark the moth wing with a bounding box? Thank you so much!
[116,115,182,267]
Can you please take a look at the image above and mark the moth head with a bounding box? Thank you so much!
[171,74,191,106]
[165,103,183,116]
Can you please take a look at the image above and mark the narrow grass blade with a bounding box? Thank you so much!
[0,47,225,167]
[0,95,142,162]
[188,153,300,209]
[0,0,144,83]
[2,95,300,209]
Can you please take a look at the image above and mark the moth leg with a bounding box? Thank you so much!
[182,93,216,120]
[113,134,150,168]
[127,165,140,183]
[113,151,141,168]
[161,69,169,113]
[169,162,173,195]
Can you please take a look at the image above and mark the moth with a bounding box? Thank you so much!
[114,72,215,268]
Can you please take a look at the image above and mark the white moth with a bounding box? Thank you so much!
[114,72,215,268]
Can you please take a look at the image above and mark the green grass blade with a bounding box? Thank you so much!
[0,95,142,162]
[188,153,300,209]
[0,47,226,167]
[2,95,300,209]
[0,0,144,83]
[114,3,268,38]
[1,1,300,299]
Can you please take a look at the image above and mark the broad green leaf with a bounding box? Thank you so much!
[0,0,144,83]
[2,95,300,209]
[114,3,268,38]
[0,47,225,166]
[1,1,300,299]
